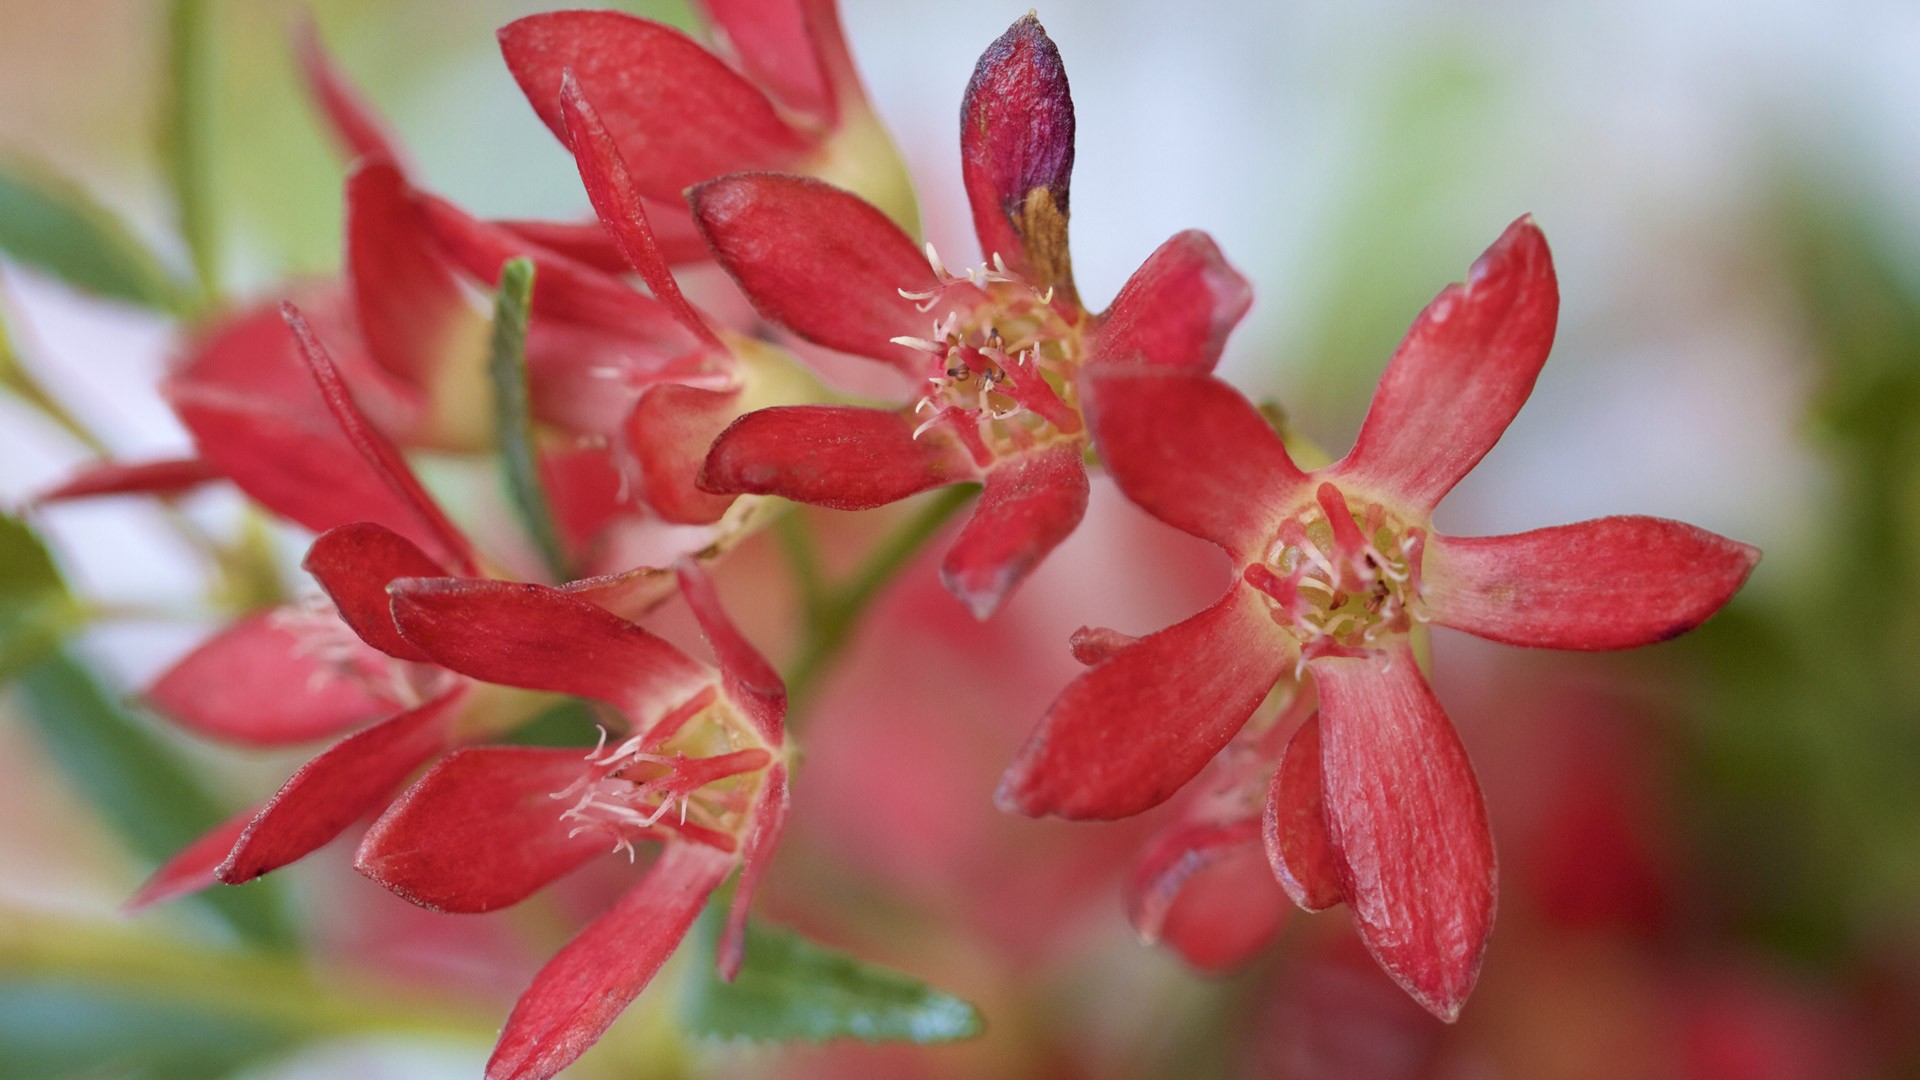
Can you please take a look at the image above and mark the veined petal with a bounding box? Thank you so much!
[689,173,941,368]
[1309,644,1496,1022]
[939,443,1087,620]
[498,12,810,202]
[295,15,405,165]
[388,578,711,730]
[146,610,400,747]
[486,842,735,1080]
[1330,216,1558,511]
[1081,367,1308,562]
[217,689,465,885]
[302,523,449,662]
[718,762,790,981]
[1263,711,1342,911]
[347,158,491,450]
[626,383,742,526]
[125,808,255,911]
[281,305,478,574]
[700,405,978,510]
[1092,230,1251,372]
[559,76,725,353]
[495,215,708,273]
[36,457,220,502]
[696,0,834,124]
[1423,516,1760,651]
[1125,817,1286,972]
[674,561,785,745]
[961,14,1076,300]
[997,584,1287,820]
[356,747,609,913]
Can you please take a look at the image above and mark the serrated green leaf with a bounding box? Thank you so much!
[682,907,984,1044]
[162,0,222,298]
[0,515,76,680]
[0,156,190,311]
[0,979,294,1080]
[487,257,567,580]
[14,651,293,948]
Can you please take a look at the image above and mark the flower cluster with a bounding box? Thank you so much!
[37,3,1759,1076]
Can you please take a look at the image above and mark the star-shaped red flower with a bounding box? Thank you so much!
[997,217,1761,1020]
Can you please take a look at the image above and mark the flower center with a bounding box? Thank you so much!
[553,684,774,859]
[892,245,1085,466]
[1244,482,1427,658]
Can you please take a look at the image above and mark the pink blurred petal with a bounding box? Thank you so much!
[939,442,1087,619]
[1423,516,1760,651]
[689,173,942,367]
[295,15,406,165]
[1125,816,1284,971]
[997,584,1287,820]
[674,560,785,745]
[697,0,834,123]
[356,747,610,913]
[218,689,466,884]
[1309,644,1496,1022]
[960,14,1077,299]
[718,762,789,981]
[626,383,742,526]
[498,11,810,202]
[125,808,255,911]
[388,577,711,730]
[1329,216,1558,511]
[36,457,219,502]
[1092,230,1250,372]
[302,522,450,662]
[485,842,735,1080]
[1263,711,1343,911]
[495,214,709,272]
[1081,367,1307,561]
[701,405,979,510]
[146,610,399,747]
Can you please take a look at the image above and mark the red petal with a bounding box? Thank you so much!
[218,689,465,884]
[696,0,834,123]
[356,747,608,913]
[418,193,687,343]
[495,213,710,272]
[701,405,978,510]
[1263,712,1343,911]
[302,523,449,662]
[939,443,1087,619]
[540,443,627,555]
[996,585,1287,820]
[689,173,940,367]
[1330,216,1558,511]
[1093,230,1251,372]
[125,808,254,911]
[559,76,725,352]
[280,304,478,574]
[1423,516,1760,651]
[718,762,789,981]
[37,457,220,502]
[674,560,785,745]
[626,383,742,525]
[1081,367,1308,561]
[486,843,734,1080]
[558,566,677,622]
[960,14,1076,296]
[146,611,399,747]
[1125,816,1286,972]
[388,578,711,730]
[295,15,405,165]
[347,158,489,448]
[498,12,810,202]
[1309,645,1496,1022]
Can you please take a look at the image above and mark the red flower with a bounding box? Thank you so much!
[689,14,1254,617]
[353,563,789,1080]
[996,217,1761,1020]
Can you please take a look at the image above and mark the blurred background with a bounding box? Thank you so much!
[3,0,1920,1077]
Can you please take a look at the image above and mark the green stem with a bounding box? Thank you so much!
[781,485,979,716]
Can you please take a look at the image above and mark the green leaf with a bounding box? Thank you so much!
[487,257,567,580]
[502,696,605,748]
[162,0,221,298]
[681,907,984,1044]
[0,515,76,680]
[14,651,293,948]
[0,979,294,1080]
[0,156,190,311]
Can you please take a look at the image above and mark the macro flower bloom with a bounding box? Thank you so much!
[996,217,1761,1019]
[354,563,790,1080]
[691,14,1254,617]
